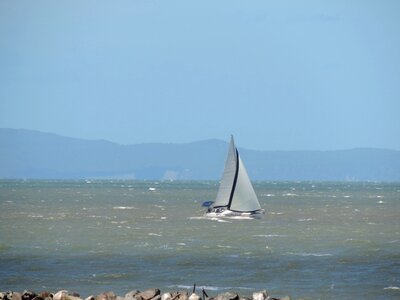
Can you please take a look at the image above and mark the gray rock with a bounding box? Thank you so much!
[12,292,22,300]
[53,291,68,300]
[161,293,171,300]
[188,294,200,300]
[84,296,95,300]
[212,293,239,300]
[1,291,13,300]
[65,295,82,300]
[124,291,140,300]
[22,291,37,300]
[96,292,116,300]
[252,291,268,300]
[137,290,160,300]
[125,292,139,298]
[38,292,51,299]
[171,291,187,300]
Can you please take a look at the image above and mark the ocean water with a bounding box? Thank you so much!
[0,180,399,300]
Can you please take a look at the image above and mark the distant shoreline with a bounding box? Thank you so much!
[1,128,399,181]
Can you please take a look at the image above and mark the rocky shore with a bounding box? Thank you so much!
[0,288,291,300]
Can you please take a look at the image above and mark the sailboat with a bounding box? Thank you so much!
[204,135,264,219]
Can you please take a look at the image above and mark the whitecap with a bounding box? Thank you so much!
[377,200,385,204]
[148,187,157,191]
[113,206,136,210]
[217,245,232,248]
[384,286,400,290]
[29,214,44,218]
[148,233,162,237]
[188,216,230,223]
[298,218,313,222]
[388,240,400,244]
[111,221,128,224]
[216,219,230,223]
[188,216,207,220]
[283,193,297,196]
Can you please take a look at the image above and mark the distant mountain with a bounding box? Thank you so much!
[1,128,399,181]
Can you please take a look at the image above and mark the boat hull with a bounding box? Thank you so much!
[204,208,265,219]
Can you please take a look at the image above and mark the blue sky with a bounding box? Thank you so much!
[1,1,399,150]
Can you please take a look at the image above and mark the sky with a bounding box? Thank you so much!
[1,1,399,151]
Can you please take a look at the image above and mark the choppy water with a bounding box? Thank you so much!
[0,180,399,299]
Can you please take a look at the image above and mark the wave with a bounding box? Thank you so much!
[286,252,332,257]
[189,216,231,223]
[253,234,287,238]
[113,206,137,210]
[384,286,400,290]
[169,285,252,291]
[148,233,163,237]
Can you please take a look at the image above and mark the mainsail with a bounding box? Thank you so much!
[214,136,261,212]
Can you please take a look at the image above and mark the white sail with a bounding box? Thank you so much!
[229,155,261,212]
[213,136,237,208]
[213,135,261,213]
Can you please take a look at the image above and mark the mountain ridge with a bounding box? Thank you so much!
[1,128,399,181]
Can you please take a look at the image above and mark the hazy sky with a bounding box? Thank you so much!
[1,1,399,150]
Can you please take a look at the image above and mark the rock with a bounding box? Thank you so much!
[213,293,239,300]
[65,295,82,300]
[38,293,51,299]
[124,291,140,300]
[2,291,13,300]
[32,296,44,300]
[252,291,268,300]
[84,296,95,300]
[53,291,68,300]
[171,291,187,300]
[161,293,171,300]
[12,292,22,300]
[22,291,37,300]
[95,292,116,300]
[137,290,160,300]
[276,297,291,300]
[188,294,200,300]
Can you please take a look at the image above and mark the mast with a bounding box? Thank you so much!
[227,148,239,210]
[213,135,237,208]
